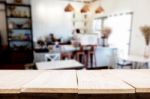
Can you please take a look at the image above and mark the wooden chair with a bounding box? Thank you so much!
[45,53,61,61]
[87,45,97,69]
[74,46,87,68]
[61,52,72,60]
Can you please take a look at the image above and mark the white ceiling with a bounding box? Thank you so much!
[63,0,99,3]
[0,0,99,3]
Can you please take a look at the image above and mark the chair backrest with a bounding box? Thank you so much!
[45,53,61,61]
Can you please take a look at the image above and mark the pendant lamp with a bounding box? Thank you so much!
[64,3,74,12]
[95,6,104,14]
[81,4,90,13]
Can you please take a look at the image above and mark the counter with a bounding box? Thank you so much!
[0,70,150,99]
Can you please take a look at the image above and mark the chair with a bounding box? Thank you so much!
[116,54,132,69]
[61,52,72,60]
[74,46,87,68]
[87,45,97,69]
[117,60,132,69]
[45,53,61,61]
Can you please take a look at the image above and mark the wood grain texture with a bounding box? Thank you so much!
[20,93,77,99]
[101,69,150,93]
[1,70,150,95]
[0,94,19,99]
[77,70,135,94]
[0,70,44,94]
[78,94,136,99]
[22,70,77,93]
[1,93,150,99]
[136,93,150,99]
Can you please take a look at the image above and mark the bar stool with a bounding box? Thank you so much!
[60,46,73,60]
[87,45,97,68]
[61,52,72,60]
[74,46,87,68]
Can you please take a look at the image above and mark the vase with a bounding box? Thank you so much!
[102,38,109,47]
[144,45,150,58]
[104,38,109,47]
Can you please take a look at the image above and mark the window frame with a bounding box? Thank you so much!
[93,12,133,55]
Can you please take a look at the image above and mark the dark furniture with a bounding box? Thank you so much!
[0,2,9,65]
[6,2,33,64]
[74,46,87,68]
[86,45,97,69]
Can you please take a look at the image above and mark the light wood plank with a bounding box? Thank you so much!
[0,70,44,94]
[1,70,150,94]
[77,70,135,94]
[104,69,150,93]
[22,70,77,93]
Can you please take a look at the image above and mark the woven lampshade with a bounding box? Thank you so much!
[64,4,74,12]
[81,4,90,13]
[95,6,104,14]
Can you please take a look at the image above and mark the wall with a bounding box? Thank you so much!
[31,0,84,42]
[91,0,150,56]
[130,0,150,56]
[31,0,150,55]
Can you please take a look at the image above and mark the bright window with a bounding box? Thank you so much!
[93,12,133,56]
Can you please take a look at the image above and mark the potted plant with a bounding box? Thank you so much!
[101,27,112,47]
[140,25,150,58]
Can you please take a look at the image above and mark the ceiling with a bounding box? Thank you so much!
[63,0,99,3]
[1,0,99,3]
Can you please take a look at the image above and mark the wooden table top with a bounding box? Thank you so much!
[22,70,77,93]
[105,69,150,93]
[0,70,44,94]
[36,60,84,70]
[0,70,150,94]
[77,70,135,94]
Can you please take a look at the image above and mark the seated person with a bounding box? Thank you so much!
[36,37,47,49]
[71,29,81,47]
[45,34,57,45]
[72,29,80,40]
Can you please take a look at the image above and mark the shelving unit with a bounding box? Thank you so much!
[6,1,33,64]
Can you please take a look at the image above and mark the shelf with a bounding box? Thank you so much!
[6,2,33,64]
[9,49,33,52]
[9,28,32,30]
[7,3,31,7]
[8,39,32,42]
[7,16,31,19]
